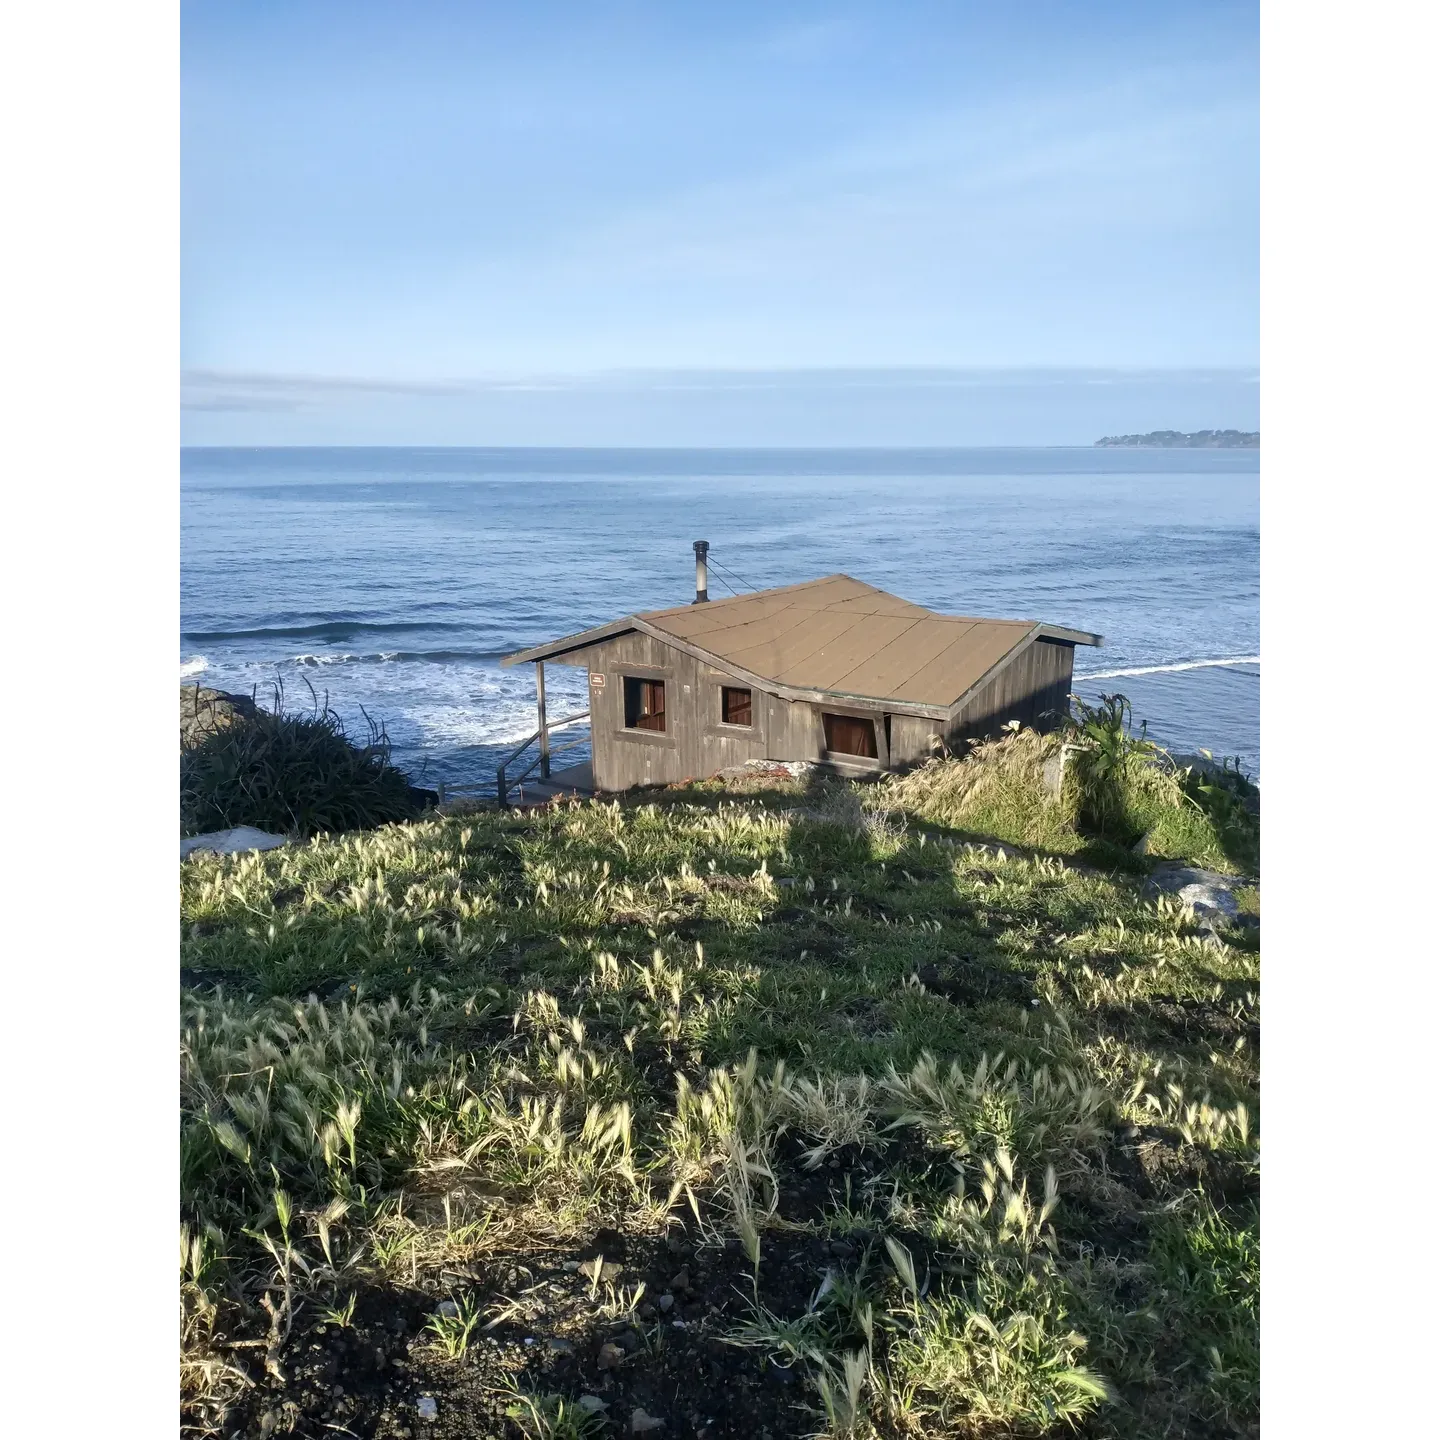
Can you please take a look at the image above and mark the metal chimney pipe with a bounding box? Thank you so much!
[693,539,710,603]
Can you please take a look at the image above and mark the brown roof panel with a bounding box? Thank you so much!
[504,573,1098,709]
[826,617,979,697]
[655,597,810,642]
[886,622,1033,705]
[643,574,861,625]
[673,606,820,660]
[725,610,892,688]
[772,612,926,692]
[642,577,1056,706]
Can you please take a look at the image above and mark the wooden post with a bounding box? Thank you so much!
[536,661,550,779]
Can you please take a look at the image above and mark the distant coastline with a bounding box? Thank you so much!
[1095,429,1259,448]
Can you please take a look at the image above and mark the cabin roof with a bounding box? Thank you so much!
[503,575,1101,715]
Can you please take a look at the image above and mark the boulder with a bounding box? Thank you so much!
[1143,864,1248,930]
[181,685,259,750]
[1177,881,1240,927]
[181,826,291,860]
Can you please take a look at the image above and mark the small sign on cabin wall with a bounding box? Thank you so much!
[590,672,606,690]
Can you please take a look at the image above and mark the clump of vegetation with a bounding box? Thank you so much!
[879,727,1070,851]
[1066,695,1259,871]
[880,697,1257,873]
[180,683,421,838]
[1177,755,1260,873]
[181,763,1258,1438]
[1066,694,1157,842]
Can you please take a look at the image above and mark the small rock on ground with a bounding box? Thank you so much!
[632,1409,666,1434]
[579,1256,624,1284]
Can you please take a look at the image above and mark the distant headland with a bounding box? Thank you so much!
[1095,429,1259,448]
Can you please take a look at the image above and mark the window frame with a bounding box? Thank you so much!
[703,675,761,738]
[622,674,668,733]
[818,706,889,769]
[719,684,755,730]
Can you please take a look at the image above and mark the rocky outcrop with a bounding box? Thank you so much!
[181,685,259,749]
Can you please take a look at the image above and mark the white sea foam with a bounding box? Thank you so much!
[1076,656,1259,681]
[180,656,209,677]
[410,667,591,748]
[412,705,545,748]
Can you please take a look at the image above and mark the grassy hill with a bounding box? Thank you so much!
[181,736,1258,1440]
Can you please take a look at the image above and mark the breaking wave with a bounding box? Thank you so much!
[287,649,508,666]
[183,619,476,643]
[180,655,209,677]
[1075,656,1259,681]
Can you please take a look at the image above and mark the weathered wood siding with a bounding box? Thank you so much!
[554,630,1075,790]
[947,638,1075,744]
[559,631,789,790]
[887,713,944,766]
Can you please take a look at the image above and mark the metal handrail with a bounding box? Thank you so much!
[495,709,590,773]
[497,710,590,806]
[503,729,590,798]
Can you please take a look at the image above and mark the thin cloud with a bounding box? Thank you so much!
[182,365,1259,411]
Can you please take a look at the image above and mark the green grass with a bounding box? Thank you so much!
[180,751,1258,1439]
[1147,1201,1259,1430]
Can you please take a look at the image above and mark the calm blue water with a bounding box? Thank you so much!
[181,448,1259,791]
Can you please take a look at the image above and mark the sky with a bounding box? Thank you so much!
[181,1,1259,445]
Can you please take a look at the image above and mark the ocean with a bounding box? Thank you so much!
[180,448,1259,792]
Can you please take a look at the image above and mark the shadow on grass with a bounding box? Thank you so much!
[639,767,1155,877]
[180,767,1236,1053]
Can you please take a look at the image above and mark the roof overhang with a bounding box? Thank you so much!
[1036,624,1103,647]
[502,618,642,667]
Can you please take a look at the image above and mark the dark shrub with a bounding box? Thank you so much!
[180,687,421,837]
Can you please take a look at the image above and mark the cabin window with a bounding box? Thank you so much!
[721,686,753,727]
[823,712,878,759]
[623,677,666,732]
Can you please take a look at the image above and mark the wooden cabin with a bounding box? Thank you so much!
[501,549,1101,796]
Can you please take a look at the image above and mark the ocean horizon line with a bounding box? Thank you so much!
[181,441,1253,451]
